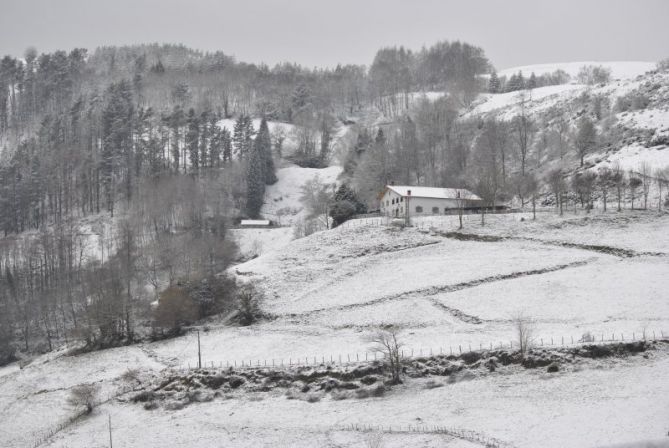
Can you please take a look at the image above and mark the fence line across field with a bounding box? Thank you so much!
[339,211,554,230]
[176,329,667,372]
[30,330,665,447]
[335,422,510,448]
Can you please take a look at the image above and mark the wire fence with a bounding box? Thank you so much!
[26,330,666,447]
[29,383,140,448]
[337,209,557,231]
[336,422,512,448]
[175,329,667,372]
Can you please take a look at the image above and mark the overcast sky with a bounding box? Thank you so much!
[1,0,668,70]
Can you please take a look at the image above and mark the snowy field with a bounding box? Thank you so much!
[261,164,343,225]
[2,211,668,448]
[32,352,669,448]
[228,227,294,259]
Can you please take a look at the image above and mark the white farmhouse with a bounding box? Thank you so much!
[379,185,483,218]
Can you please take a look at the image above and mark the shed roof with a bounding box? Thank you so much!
[385,185,481,201]
[240,219,271,226]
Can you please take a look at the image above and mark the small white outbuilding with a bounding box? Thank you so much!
[379,185,483,218]
[240,219,272,228]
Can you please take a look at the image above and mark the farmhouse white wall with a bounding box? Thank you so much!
[379,186,482,217]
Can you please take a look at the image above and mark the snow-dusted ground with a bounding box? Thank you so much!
[229,227,294,259]
[468,84,584,116]
[2,190,668,448]
[32,348,669,448]
[592,143,669,172]
[261,164,343,225]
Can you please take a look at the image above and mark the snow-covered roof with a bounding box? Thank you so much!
[241,219,271,226]
[385,185,482,201]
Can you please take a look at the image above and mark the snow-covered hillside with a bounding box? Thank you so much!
[2,211,668,448]
[466,64,669,179]
[499,61,655,81]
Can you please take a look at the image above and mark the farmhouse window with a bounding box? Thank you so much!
[415,206,423,213]
[432,207,439,214]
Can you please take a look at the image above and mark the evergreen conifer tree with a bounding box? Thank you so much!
[489,71,501,93]
[186,108,199,172]
[246,138,265,218]
[256,118,277,184]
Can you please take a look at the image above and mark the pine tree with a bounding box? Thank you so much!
[291,83,310,111]
[101,80,134,215]
[506,73,518,92]
[319,119,331,166]
[186,108,199,173]
[488,71,501,93]
[169,105,184,172]
[232,116,244,158]
[256,118,277,184]
[232,114,253,159]
[528,72,537,89]
[331,184,367,226]
[243,115,255,154]
[246,140,265,218]
[208,114,221,168]
[221,127,232,164]
[199,111,210,168]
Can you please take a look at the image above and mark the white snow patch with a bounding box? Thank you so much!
[261,164,342,225]
[594,144,669,172]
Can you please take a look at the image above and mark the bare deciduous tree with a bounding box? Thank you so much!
[368,328,403,384]
[512,312,534,357]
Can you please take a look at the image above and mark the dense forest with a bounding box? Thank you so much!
[0,41,492,364]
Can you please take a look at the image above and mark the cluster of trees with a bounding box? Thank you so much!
[487,64,615,94]
[369,41,490,114]
[297,180,367,235]
[0,39,493,237]
[545,162,668,214]
[489,69,571,93]
[0,174,240,363]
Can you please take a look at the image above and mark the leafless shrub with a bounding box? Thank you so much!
[424,379,444,389]
[143,401,158,411]
[236,283,262,326]
[355,388,370,399]
[331,390,351,401]
[153,286,199,332]
[250,239,263,258]
[365,431,385,448]
[67,384,100,414]
[121,368,141,384]
[580,331,596,343]
[305,393,322,403]
[370,384,386,397]
[512,312,534,356]
[164,400,185,411]
[367,328,403,384]
[285,389,299,400]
